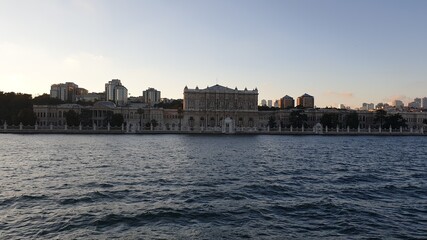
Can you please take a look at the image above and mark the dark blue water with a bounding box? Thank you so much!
[0,135,426,239]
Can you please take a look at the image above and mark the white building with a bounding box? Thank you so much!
[50,82,80,102]
[267,100,272,108]
[143,88,161,105]
[105,79,128,106]
[422,97,427,109]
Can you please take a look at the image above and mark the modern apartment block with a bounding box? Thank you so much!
[105,79,128,106]
[297,93,314,108]
[50,82,86,102]
[279,95,295,109]
[142,87,161,105]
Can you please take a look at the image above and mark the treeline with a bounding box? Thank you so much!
[0,92,67,125]
[0,92,97,125]
[0,92,37,125]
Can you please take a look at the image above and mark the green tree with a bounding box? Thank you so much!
[145,119,158,128]
[137,108,144,128]
[154,99,183,109]
[320,113,340,128]
[17,108,37,126]
[33,94,64,105]
[0,92,33,125]
[384,114,407,129]
[64,110,80,126]
[111,113,124,127]
[289,110,308,128]
[374,109,387,128]
[268,116,277,128]
[80,109,92,126]
[345,111,359,129]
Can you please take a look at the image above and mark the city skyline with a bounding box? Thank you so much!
[1,0,427,108]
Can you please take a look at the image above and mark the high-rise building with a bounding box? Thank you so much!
[279,95,294,109]
[273,100,279,108]
[143,88,161,105]
[393,100,404,109]
[50,82,80,102]
[422,97,427,109]
[105,79,128,106]
[267,100,272,108]
[297,93,314,108]
[261,99,267,106]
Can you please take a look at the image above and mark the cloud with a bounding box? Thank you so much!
[383,95,412,105]
[324,91,354,98]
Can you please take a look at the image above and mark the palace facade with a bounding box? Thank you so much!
[183,85,259,131]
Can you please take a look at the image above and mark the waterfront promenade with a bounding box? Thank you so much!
[1,123,425,136]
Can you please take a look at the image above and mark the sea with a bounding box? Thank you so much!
[0,134,426,239]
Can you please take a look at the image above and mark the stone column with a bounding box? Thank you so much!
[35,123,38,130]
[379,127,382,133]
[347,126,350,133]
[400,126,402,133]
[4,122,7,130]
[267,125,270,132]
[368,125,371,133]
[150,123,153,131]
[50,123,53,130]
[302,125,304,132]
[19,122,23,130]
[65,124,67,130]
[79,123,82,131]
[336,125,339,133]
[290,125,293,132]
[279,125,281,132]
[410,127,413,133]
[107,122,110,131]
[325,126,328,133]
[357,126,360,133]
[121,123,124,131]
[93,123,97,131]
[389,125,392,133]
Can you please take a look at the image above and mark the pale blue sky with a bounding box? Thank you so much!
[1,0,426,107]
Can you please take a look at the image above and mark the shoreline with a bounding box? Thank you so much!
[0,129,425,136]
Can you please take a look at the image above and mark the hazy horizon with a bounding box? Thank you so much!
[1,0,426,108]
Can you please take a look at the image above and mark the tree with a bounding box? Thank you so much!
[64,110,80,126]
[137,108,144,128]
[154,99,183,109]
[289,110,308,128]
[374,109,387,128]
[345,111,359,129]
[16,108,37,126]
[111,113,124,127]
[33,94,64,105]
[177,107,183,129]
[80,109,92,126]
[384,114,407,129]
[145,119,158,128]
[0,92,33,125]
[320,113,340,128]
[268,116,277,128]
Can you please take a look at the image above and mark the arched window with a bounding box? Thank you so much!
[209,117,215,127]
[249,118,254,127]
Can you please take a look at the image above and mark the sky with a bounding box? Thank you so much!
[1,0,426,108]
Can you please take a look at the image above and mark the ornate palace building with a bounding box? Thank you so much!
[183,85,259,132]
